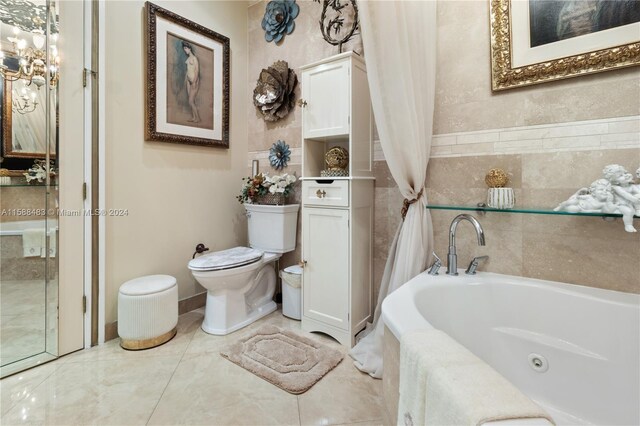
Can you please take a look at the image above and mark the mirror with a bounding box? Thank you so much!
[0,5,59,172]
[2,77,57,157]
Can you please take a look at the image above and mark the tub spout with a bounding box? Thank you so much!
[446,214,485,276]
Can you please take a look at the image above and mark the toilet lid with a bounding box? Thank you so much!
[188,246,264,271]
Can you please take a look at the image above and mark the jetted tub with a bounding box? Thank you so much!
[381,271,640,425]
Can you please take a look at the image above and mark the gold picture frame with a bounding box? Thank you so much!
[490,0,640,91]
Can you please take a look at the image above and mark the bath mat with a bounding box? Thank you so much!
[220,324,344,394]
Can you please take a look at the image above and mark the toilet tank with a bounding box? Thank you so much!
[245,204,300,253]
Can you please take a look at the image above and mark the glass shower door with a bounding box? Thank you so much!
[0,0,60,377]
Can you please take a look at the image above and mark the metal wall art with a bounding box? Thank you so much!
[490,0,640,91]
[313,0,359,53]
[262,0,300,44]
[145,2,230,147]
[253,60,297,123]
[269,140,291,170]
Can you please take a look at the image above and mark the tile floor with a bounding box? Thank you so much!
[0,309,384,426]
[1,279,57,367]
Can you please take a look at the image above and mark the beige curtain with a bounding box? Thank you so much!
[349,0,437,378]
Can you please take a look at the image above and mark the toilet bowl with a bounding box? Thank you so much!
[189,204,299,335]
[189,247,280,335]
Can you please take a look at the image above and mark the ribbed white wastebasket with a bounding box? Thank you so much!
[118,275,178,350]
[280,265,302,320]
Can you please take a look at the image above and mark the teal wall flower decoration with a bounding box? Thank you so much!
[262,0,300,43]
[269,140,291,170]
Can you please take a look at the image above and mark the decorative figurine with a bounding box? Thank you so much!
[262,0,300,44]
[321,146,349,177]
[269,140,291,170]
[485,168,509,188]
[253,60,298,122]
[485,168,514,209]
[635,167,640,216]
[608,165,640,217]
[555,164,640,232]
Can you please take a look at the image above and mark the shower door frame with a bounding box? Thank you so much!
[83,0,106,347]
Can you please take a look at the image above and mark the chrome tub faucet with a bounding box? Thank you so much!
[427,252,442,275]
[446,214,486,275]
[465,255,489,275]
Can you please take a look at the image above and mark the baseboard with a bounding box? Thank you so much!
[104,292,207,342]
[105,321,118,342]
[178,292,207,315]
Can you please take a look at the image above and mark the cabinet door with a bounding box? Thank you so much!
[302,61,350,138]
[302,208,349,330]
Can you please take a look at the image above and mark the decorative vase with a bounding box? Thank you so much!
[254,193,286,205]
[487,188,515,209]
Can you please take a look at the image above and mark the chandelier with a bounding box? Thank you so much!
[0,22,59,89]
[12,85,38,114]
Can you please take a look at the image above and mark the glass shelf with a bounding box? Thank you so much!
[427,204,640,219]
[0,184,57,188]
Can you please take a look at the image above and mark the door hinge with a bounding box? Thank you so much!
[83,182,87,200]
[83,295,87,313]
[83,68,97,88]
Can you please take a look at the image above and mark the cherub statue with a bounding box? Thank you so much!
[603,164,640,216]
[632,167,640,216]
[555,178,637,232]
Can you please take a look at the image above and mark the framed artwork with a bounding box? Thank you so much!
[490,0,640,91]
[145,2,230,147]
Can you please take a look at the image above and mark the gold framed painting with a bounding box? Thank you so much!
[490,0,640,91]
[145,2,230,147]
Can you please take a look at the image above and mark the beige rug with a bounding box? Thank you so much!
[220,324,344,394]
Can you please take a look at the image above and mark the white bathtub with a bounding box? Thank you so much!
[0,219,58,236]
[382,271,640,426]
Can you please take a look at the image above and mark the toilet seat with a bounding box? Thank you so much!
[188,246,264,272]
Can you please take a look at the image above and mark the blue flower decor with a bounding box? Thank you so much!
[269,140,291,170]
[262,0,300,43]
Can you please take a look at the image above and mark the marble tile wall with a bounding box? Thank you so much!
[0,186,48,223]
[0,236,48,281]
[1,186,58,281]
[424,147,640,294]
[247,1,640,300]
[247,0,361,271]
[433,1,639,134]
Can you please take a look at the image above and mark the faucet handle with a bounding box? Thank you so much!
[427,252,442,275]
[465,255,489,275]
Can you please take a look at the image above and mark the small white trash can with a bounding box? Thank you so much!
[280,265,302,320]
[118,275,178,350]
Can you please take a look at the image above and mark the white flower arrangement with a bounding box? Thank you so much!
[24,160,56,184]
[265,173,297,194]
[237,172,297,204]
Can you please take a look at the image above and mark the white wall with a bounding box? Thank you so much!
[104,0,248,323]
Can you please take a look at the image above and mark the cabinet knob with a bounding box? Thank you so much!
[297,99,307,108]
[316,189,326,198]
[298,260,307,268]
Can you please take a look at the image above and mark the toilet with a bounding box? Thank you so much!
[188,203,300,335]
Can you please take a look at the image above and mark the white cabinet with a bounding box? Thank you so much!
[300,52,374,347]
[302,208,349,330]
[301,60,350,139]
[300,52,373,179]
